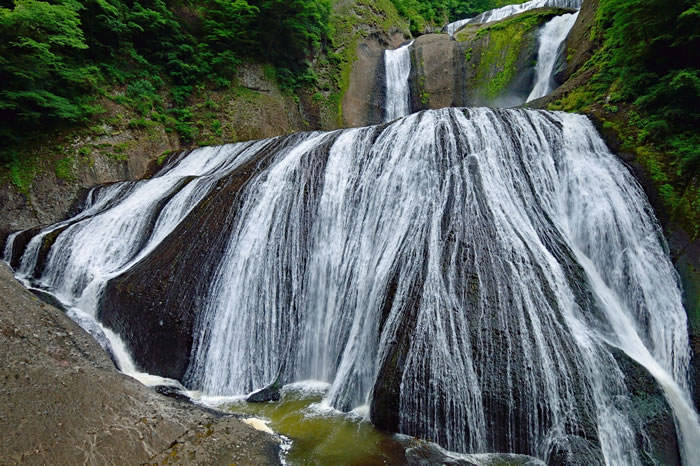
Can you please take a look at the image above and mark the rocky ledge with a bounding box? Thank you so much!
[0,263,280,465]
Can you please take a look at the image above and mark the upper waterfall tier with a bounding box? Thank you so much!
[7,108,696,465]
[445,0,582,36]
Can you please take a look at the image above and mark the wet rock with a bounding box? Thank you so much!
[371,133,604,461]
[408,8,570,111]
[29,288,67,311]
[547,435,604,466]
[99,160,270,380]
[155,384,192,402]
[404,440,546,465]
[343,32,407,127]
[99,133,337,382]
[608,347,681,466]
[247,377,283,403]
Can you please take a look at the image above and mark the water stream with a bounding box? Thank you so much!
[383,41,414,122]
[445,0,582,36]
[527,12,579,102]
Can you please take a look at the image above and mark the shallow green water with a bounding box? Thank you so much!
[222,382,408,465]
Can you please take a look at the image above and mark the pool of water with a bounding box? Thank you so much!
[206,381,546,466]
[219,381,408,465]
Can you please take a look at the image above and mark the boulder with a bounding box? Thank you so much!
[0,262,280,465]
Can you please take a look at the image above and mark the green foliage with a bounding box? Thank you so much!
[0,0,97,156]
[0,0,333,162]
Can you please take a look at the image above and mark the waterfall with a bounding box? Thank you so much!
[445,0,582,36]
[527,12,579,102]
[383,41,414,122]
[5,141,273,383]
[7,108,699,465]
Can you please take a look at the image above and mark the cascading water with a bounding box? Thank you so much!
[3,140,273,383]
[383,41,414,122]
[526,12,579,102]
[445,0,582,36]
[6,108,699,465]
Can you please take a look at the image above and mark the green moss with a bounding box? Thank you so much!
[418,75,430,105]
[54,156,76,181]
[6,157,37,194]
[104,152,128,162]
[156,151,173,166]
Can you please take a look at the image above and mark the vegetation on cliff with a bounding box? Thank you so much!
[549,0,699,236]
[0,0,332,164]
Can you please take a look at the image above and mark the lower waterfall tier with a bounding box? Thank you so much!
[7,107,696,465]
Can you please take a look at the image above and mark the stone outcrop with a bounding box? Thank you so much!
[98,132,337,381]
[0,263,280,465]
[608,348,682,466]
[99,146,279,380]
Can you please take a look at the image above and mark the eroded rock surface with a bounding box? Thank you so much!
[0,263,280,465]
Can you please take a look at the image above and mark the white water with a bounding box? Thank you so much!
[2,231,20,263]
[7,108,699,464]
[445,0,582,36]
[527,12,579,101]
[7,141,273,384]
[383,41,414,121]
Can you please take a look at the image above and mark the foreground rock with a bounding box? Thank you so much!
[247,376,283,403]
[0,263,280,465]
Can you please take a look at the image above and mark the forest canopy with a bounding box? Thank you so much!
[0,0,332,157]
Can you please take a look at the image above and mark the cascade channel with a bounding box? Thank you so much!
[5,107,700,465]
[527,12,579,102]
[383,41,414,122]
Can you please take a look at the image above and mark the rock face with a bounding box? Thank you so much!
[370,224,607,465]
[669,230,700,411]
[556,0,599,82]
[341,7,572,126]
[10,108,689,464]
[0,263,280,465]
[97,132,333,381]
